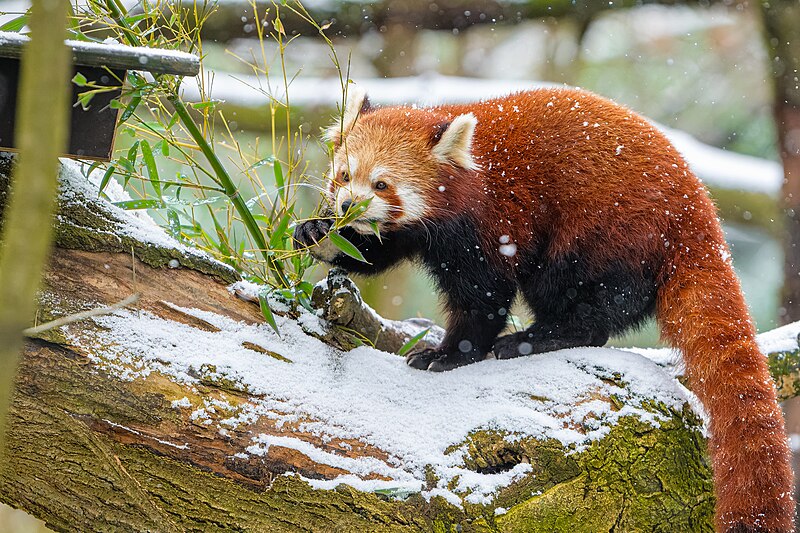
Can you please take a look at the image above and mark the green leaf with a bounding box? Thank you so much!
[98,164,115,195]
[269,212,292,249]
[340,197,372,226]
[0,14,28,32]
[297,281,314,297]
[140,140,161,198]
[258,291,281,336]
[398,328,431,357]
[113,199,165,210]
[369,221,382,241]
[244,155,276,172]
[190,100,218,112]
[71,72,88,87]
[76,91,94,109]
[126,140,140,166]
[167,209,181,239]
[207,206,232,258]
[273,160,285,201]
[166,112,180,130]
[119,94,142,123]
[328,231,368,263]
[127,71,146,88]
[297,293,313,312]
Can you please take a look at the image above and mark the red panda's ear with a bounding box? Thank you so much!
[431,113,478,170]
[324,85,370,147]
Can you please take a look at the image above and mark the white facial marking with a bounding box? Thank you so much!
[336,182,373,216]
[347,155,359,174]
[369,166,387,182]
[396,186,426,222]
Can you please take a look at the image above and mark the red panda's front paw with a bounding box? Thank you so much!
[293,219,340,262]
[406,348,483,372]
[293,219,332,249]
[405,349,441,370]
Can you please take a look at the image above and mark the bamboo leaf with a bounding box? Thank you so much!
[273,160,285,201]
[258,291,281,336]
[328,231,367,263]
[398,328,431,357]
[269,212,292,249]
[245,155,276,172]
[71,72,87,87]
[113,198,165,210]
[140,139,161,198]
[0,14,29,32]
[166,209,181,239]
[369,221,382,241]
[98,164,115,195]
[119,94,142,123]
[126,140,140,166]
[340,197,371,226]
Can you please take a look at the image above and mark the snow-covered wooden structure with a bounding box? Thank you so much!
[0,32,199,160]
[2,156,800,531]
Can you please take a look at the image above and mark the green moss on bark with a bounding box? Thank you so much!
[768,343,800,402]
[55,193,238,284]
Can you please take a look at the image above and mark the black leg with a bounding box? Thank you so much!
[407,300,513,371]
[496,257,657,359]
[409,217,517,371]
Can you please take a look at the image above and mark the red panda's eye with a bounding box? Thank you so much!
[375,181,387,190]
[341,171,350,183]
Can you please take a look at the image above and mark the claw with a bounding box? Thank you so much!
[405,349,441,370]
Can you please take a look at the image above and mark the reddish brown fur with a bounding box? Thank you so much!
[348,88,794,532]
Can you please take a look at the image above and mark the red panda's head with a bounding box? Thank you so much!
[323,86,478,234]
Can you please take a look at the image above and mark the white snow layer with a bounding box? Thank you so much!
[67,300,699,506]
[57,159,233,274]
[184,73,782,195]
[0,30,198,67]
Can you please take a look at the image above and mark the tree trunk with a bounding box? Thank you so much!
[760,1,800,323]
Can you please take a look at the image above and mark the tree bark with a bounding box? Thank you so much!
[760,1,800,323]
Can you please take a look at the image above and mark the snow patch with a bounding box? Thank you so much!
[57,159,234,275]
[66,300,698,507]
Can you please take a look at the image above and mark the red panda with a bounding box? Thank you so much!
[293,86,795,532]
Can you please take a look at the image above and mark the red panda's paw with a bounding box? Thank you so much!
[493,331,536,360]
[406,349,483,372]
[405,349,441,370]
[292,219,332,250]
[493,326,609,359]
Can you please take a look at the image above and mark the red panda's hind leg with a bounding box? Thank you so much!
[495,257,658,359]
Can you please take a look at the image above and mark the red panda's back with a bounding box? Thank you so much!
[441,88,717,275]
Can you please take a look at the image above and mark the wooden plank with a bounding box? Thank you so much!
[0,32,199,76]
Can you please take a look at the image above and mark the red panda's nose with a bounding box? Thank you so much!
[341,199,353,213]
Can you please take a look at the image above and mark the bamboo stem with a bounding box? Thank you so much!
[168,95,289,287]
[0,0,71,456]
